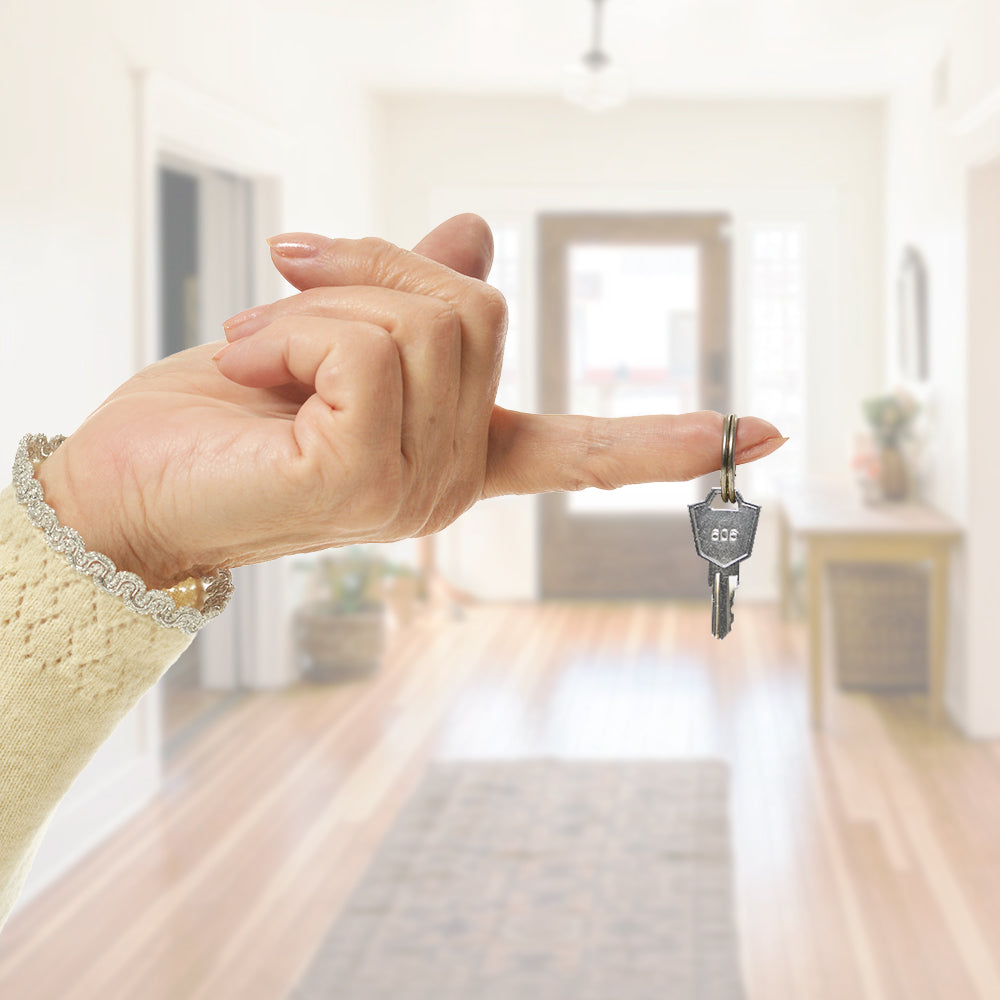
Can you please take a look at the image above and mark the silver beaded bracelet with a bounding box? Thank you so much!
[12,433,234,635]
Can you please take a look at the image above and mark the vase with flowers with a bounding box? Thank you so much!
[862,389,920,502]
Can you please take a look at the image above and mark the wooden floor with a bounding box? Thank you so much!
[2,602,1000,999]
[160,641,243,753]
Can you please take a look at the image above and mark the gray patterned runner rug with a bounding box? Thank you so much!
[291,759,745,1000]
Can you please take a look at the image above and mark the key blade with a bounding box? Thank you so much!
[712,573,733,639]
[714,573,737,639]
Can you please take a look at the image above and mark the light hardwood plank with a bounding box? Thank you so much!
[2,603,1000,999]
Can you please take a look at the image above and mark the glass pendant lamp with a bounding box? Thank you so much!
[562,0,630,112]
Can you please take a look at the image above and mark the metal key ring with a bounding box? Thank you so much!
[721,413,738,503]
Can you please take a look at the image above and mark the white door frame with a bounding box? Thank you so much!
[134,70,295,702]
[428,182,838,603]
[11,70,296,916]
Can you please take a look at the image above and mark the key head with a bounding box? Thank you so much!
[688,489,760,570]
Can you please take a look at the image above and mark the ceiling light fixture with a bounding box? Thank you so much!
[562,0,630,113]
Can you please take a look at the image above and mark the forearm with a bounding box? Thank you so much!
[0,482,193,932]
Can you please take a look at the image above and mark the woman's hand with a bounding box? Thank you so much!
[36,215,785,591]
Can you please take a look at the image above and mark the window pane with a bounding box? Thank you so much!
[566,243,701,514]
[746,225,806,494]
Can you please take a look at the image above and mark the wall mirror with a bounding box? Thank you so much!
[898,245,929,381]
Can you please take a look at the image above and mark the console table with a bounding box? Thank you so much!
[778,484,962,727]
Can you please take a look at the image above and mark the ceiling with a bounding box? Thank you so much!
[276,0,957,99]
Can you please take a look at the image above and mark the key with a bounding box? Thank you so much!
[689,488,761,639]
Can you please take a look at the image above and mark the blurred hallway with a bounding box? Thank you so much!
[2,602,997,999]
[5,1,1000,994]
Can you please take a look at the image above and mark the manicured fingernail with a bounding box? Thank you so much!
[739,435,789,462]
[266,234,322,258]
[212,341,236,362]
[223,306,260,332]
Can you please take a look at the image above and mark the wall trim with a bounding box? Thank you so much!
[132,68,294,691]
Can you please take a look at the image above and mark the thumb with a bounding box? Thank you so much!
[411,213,494,280]
[483,409,787,499]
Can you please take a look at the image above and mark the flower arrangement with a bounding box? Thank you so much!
[320,547,385,613]
[862,389,919,448]
[858,389,921,502]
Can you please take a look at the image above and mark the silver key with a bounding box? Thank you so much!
[689,488,760,639]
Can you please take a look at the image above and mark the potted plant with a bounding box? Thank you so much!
[862,389,920,501]
[294,548,387,682]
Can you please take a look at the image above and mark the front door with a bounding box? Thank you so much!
[538,213,731,599]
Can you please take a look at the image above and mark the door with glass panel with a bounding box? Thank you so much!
[539,213,731,598]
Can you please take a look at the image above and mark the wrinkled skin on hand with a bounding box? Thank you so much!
[36,215,785,590]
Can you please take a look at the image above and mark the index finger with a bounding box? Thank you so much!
[266,232,500,315]
[482,409,787,499]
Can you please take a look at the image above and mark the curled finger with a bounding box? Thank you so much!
[214,315,404,473]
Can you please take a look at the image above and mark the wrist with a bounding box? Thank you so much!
[13,433,233,632]
[34,447,185,592]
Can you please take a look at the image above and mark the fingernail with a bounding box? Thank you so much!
[267,233,322,259]
[223,306,261,332]
[739,435,789,461]
[212,341,235,362]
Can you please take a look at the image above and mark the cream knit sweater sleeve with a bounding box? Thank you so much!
[0,483,194,932]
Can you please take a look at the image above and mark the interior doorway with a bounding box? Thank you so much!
[538,213,732,599]
[157,157,257,752]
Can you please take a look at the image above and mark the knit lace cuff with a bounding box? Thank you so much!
[12,433,234,634]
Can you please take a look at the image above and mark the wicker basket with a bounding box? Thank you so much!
[828,563,929,691]
[294,602,386,682]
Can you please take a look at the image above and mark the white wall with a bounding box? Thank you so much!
[374,95,886,600]
[884,0,1000,735]
[1,0,376,910]
[0,0,375,465]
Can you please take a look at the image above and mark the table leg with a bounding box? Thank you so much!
[928,552,949,726]
[808,546,824,728]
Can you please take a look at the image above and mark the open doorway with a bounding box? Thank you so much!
[156,157,256,753]
[538,213,732,598]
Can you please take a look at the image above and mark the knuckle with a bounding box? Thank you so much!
[358,324,399,368]
[355,236,400,282]
[355,235,391,255]
[271,317,314,364]
[283,323,314,355]
[475,284,509,332]
[425,302,461,342]
[323,237,353,268]
[323,236,401,286]
[567,418,618,492]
